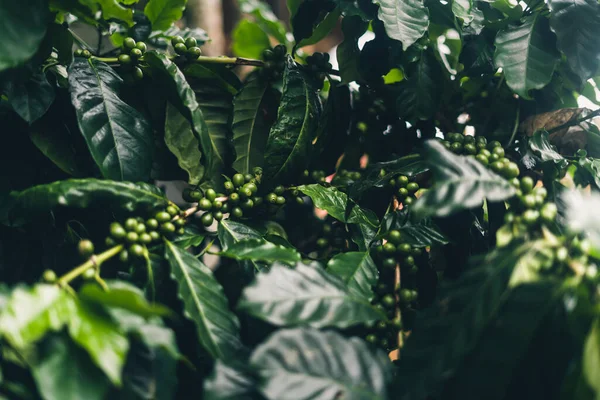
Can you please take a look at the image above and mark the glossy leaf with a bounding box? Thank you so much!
[164,102,204,185]
[377,0,429,50]
[326,252,378,300]
[548,0,600,81]
[4,179,167,226]
[412,141,516,218]
[6,70,55,124]
[263,56,322,184]
[250,328,392,400]
[144,51,215,178]
[337,16,369,84]
[217,219,263,251]
[237,262,386,328]
[452,0,473,24]
[232,77,272,174]
[380,209,450,247]
[144,0,186,31]
[69,58,153,181]
[31,334,110,400]
[79,281,171,318]
[0,0,49,71]
[396,51,442,121]
[529,130,568,166]
[171,224,206,249]
[164,240,243,359]
[494,14,560,99]
[297,7,342,49]
[232,20,272,60]
[81,0,134,24]
[219,238,301,265]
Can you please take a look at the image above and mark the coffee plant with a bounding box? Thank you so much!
[3,0,600,398]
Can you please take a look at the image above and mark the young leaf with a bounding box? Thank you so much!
[0,0,49,72]
[164,102,204,185]
[164,240,243,360]
[6,70,55,124]
[218,238,301,265]
[548,0,600,81]
[494,14,560,99]
[337,16,369,84]
[144,0,187,31]
[31,334,110,400]
[144,51,216,179]
[69,58,153,181]
[250,329,392,400]
[237,262,386,328]
[376,0,429,50]
[4,179,168,227]
[412,141,516,218]
[232,20,272,59]
[326,252,378,301]
[262,56,322,184]
[232,77,275,174]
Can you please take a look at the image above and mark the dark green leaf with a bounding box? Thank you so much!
[326,252,378,301]
[4,179,167,227]
[184,63,242,95]
[237,262,386,328]
[232,20,272,59]
[171,224,206,249]
[396,51,442,121]
[376,0,429,50]
[144,0,186,31]
[144,51,215,179]
[337,16,368,83]
[69,58,153,181]
[164,240,243,359]
[218,238,301,265]
[79,281,171,318]
[452,0,473,24]
[263,56,322,184]
[31,334,110,400]
[412,141,516,218]
[0,0,49,71]
[30,120,83,177]
[164,102,204,185]
[238,0,289,45]
[203,361,259,400]
[494,14,560,99]
[217,219,263,251]
[83,0,134,24]
[232,78,273,174]
[548,0,600,81]
[529,130,568,166]
[297,8,342,49]
[381,209,450,247]
[6,70,55,124]
[250,328,392,400]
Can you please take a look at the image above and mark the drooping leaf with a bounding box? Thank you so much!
[529,130,568,167]
[6,70,55,124]
[376,0,429,50]
[69,58,153,181]
[380,209,450,247]
[396,51,442,121]
[494,14,560,99]
[144,51,215,179]
[164,102,203,185]
[79,281,171,319]
[30,119,84,177]
[337,16,369,84]
[164,240,243,360]
[31,334,110,400]
[548,0,600,81]
[262,56,322,185]
[232,78,273,174]
[412,141,516,218]
[144,0,187,31]
[237,262,386,329]
[4,179,167,227]
[232,20,272,60]
[250,328,393,400]
[203,361,258,400]
[0,0,49,72]
[394,242,553,399]
[218,238,301,265]
[326,252,378,301]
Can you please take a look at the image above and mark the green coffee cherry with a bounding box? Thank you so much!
[232,207,243,218]
[82,268,96,280]
[135,42,147,52]
[126,232,139,243]
[118,54,132,65]
[129,244,145,257]
[275,196,286,205]
[224,181,234,193]
[187,46,201,59]
[383,243,396,254]
[382,258,396,269]
[205,188,217,201]
[124,37,136,50]
[146,219,159,230]
[185,37,197,48]
[156,212,171,223]
[174,43,187,54]
[161,222,176,234]
[110,222,126,239]
[105,237,116,247]
[213,211,224,221]
[130,48,143,59]
[78,240,94,257]
[198,198,212,210]
[382,294,395,308]
[540,203,558,223]
[140,233,152,244]
[387,230,402,245]
[171,36,185,46]
[316,238,329,248]
[232,174,245,187]
[125,218,138,231]
[201,213,214,226]
[43,269,57,283]
[407,182,419,193]
[149,231,161,241]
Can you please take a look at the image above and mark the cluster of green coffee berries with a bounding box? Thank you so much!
[73,48,92,59]
[260,45,286,80]
[305,52,332,82]
[312,219,353,257]
[105,204,184,261]
[364,311,402,351]
[388,175,419,206]
[171,36,202,60]
[301,169,329,184]
[117,38,148,81]
[442,134,520,180]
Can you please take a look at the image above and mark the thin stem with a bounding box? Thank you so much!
[57,245,123,286]
[546,108,600,134]
[506,105,521,148]
[194,55,265,67]
[394,262,403,349]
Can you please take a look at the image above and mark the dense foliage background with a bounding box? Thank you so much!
[2,0,600,399]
